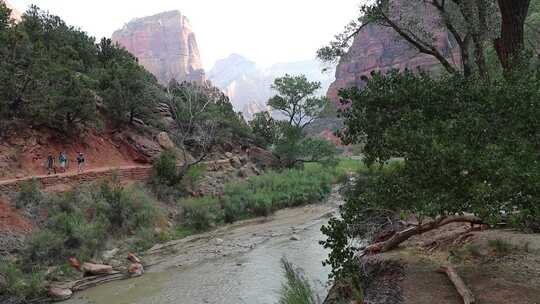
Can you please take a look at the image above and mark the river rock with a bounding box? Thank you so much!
[68,257,81,271]
[128,263,144,277]
[102,248,119,262]
[127,252,142,263]
[81,262,113,275]
[48,287,73,301]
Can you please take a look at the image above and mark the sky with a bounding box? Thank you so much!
[9,0,362,70]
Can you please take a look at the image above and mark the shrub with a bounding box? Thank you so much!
[0,259,46,300]
[278,258,317,304]
[22,181,163,269]
[15,179,46,209]
[178,196,219,232]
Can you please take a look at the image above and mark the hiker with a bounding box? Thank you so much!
[47,153,56,175]
[76,152,85,173]
[59,152,67,173]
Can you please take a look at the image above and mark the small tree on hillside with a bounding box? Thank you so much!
[167,81,218,178]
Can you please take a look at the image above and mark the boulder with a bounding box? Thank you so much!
[68,257,81,271]
[230,157,242,169]
[248,147,278,169]
[81,263,113,275]
[48,287,73,301]
[128,263,144,277]
[156,132,175,150]
[127,252,141,263]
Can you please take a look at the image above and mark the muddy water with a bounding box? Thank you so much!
[66,192,340,304]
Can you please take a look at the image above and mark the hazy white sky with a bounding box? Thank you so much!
[9,0,362,69]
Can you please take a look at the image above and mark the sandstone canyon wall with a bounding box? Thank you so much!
[112,11,205,85]
[327,1,461,105]
[2,0,22,22]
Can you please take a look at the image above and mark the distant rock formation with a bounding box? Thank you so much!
[112,10,205,85]
[209,54,334,120]
[327,1,461,105]
[2,0,22,22]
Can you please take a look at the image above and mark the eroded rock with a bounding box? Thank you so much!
[81,262,113,275]
[48,287,73,301]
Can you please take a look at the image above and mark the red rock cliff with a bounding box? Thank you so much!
[2,0,22,22]
[112,10,205,85]
[327,2,461,106]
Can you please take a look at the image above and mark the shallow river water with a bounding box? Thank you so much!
[66,193,340,304]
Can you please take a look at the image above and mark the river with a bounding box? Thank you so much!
[65,189,342,304]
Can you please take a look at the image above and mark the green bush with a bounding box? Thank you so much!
[0,260,46,300]
[22,181,163,268]
[278,258,317,304]
[15,179,46,209]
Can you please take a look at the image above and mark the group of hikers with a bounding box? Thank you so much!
[46,152,86,175]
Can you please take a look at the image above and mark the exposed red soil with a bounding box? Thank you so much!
[0,199,32,234]
[0,127,141,181]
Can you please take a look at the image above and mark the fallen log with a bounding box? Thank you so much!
[436,266,475,304]
[365,215,483,253]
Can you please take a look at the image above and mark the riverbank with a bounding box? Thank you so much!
[64,187,343,304]
[323,221,540,304]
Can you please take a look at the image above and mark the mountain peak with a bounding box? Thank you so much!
[112,10,205,85]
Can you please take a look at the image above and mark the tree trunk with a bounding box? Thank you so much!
[436,266,476,304]
[494,0,531,73]
[365,215,483,253]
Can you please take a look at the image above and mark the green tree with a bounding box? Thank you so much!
[321,69,540,279]
[268,74,327,129]
[265,75,336,168]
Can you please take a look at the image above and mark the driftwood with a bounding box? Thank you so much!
[436,266,475,304]
[366,215,483,253]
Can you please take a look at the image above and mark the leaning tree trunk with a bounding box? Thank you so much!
[494,0,531,73]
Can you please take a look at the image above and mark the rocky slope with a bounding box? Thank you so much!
[112,10,205,85]
[327,1,461,105]
[209,54,334,120]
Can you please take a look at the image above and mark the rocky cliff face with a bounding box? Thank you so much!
[2,0,22,22]
[112,11,205,85]
[209,54,334,120]
[327,1,460,105]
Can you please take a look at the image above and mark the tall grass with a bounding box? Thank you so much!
[278,258,317,304]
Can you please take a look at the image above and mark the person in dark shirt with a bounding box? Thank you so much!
[47,153,56,175]
[77,152,86,173]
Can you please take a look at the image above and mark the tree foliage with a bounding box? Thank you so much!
[322,68,540,279]
[254,74,336,168]
[0,5,161,134]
